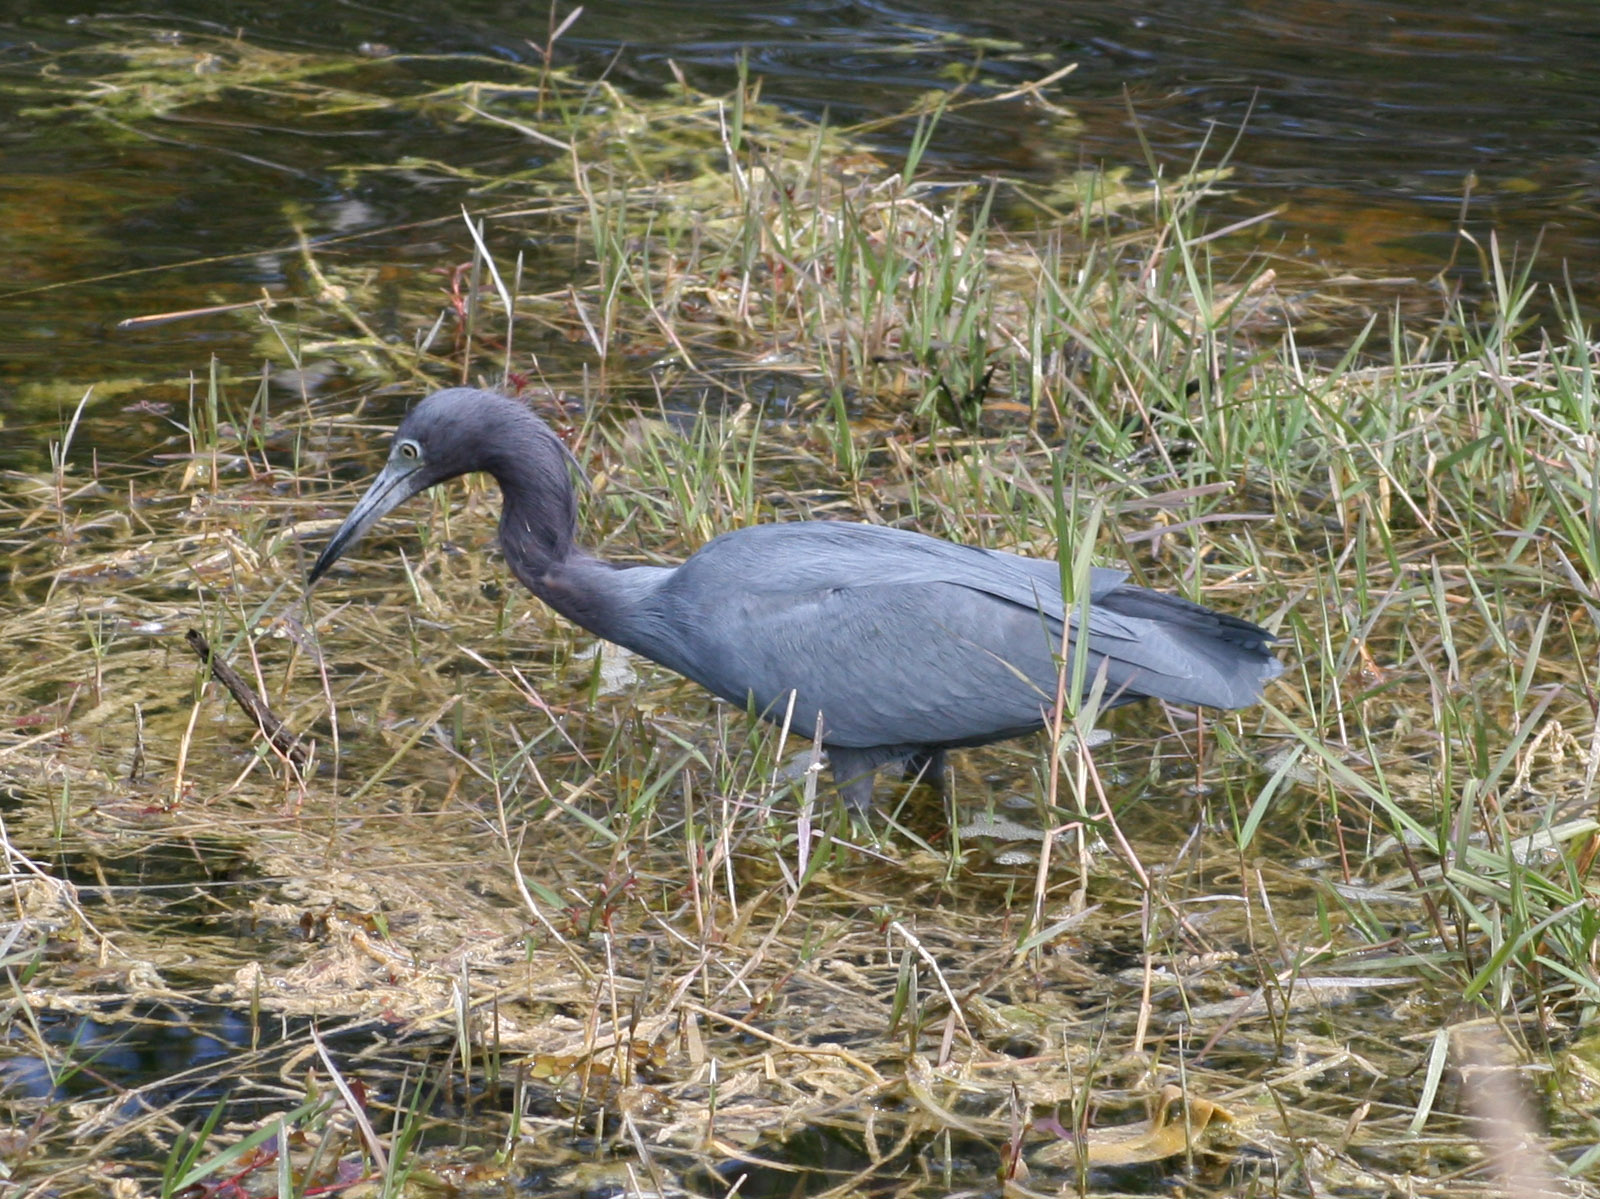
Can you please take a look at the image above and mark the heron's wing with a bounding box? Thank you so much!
[645,523,1278,749]
[666,575,1067,749]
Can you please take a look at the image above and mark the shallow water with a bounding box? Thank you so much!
[4,372,1591,1193]
[3,0,1597,474]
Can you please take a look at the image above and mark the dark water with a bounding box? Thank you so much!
[569,0,1600,273]
[1,0,1597,471]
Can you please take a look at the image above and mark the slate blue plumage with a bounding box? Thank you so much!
[309,388,1283,809]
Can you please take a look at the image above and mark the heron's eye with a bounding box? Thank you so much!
[398,440,420,461]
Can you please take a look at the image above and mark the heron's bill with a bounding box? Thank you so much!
[306,458,427,585]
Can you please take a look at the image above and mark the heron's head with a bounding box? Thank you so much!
[307,388,550,585]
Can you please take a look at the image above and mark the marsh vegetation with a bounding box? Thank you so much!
[2,19,1599,1199]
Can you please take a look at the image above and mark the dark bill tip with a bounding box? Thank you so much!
[305,459,426,588]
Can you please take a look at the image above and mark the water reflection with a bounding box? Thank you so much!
[0,1004,255,1106]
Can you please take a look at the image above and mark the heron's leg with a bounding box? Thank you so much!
[828,747,879,813]
[901,748,949,796]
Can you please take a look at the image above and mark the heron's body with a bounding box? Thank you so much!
[310,389,1282,808]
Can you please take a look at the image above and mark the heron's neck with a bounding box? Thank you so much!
[537,553,673,651]
[496,469,582,595]
[496,476,670,650]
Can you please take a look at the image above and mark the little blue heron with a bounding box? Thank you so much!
[308,388,1283,809]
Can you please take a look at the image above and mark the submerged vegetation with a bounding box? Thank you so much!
[2,17,1600,1198]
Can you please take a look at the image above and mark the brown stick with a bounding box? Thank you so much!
[185,629,312,770]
